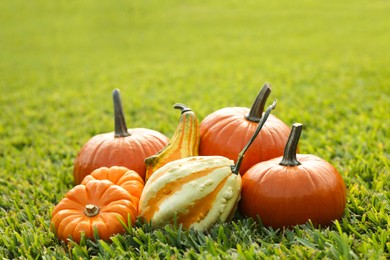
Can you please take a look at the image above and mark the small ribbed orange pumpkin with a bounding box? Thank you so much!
[199,84,290,174]
[239,123,347,228]
[145,103,200,181]
[73,89,168,184]
[81,166,144,209]
[139,100,277,231]
[51,180,137,243]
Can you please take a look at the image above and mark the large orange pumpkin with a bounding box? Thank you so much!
[51,180,137,243]
[239,123,347,228]
[199,84,291,174]
[73,89,169,184]
[81,166,144,209]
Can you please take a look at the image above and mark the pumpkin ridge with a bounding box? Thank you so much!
[229,121,252,149]
[177,175,229,228]
[296,165,319,194]
[301,159,333,191]
[147,133,170,152]
[216,116,244,137]
[59,215,84,240]
[108,166,126,184]
[311,159,346,202]
[87,181,114,206]
[54,211,80,235]
[141,166,222,221]
[90,137,113,169]
[299,162,344,224]
[200,112,234,140]
[73,219,93,241]
[68,191,90,211]
[104,199,137,214]
[255,164,276,185]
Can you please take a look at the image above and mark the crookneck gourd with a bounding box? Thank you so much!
[139,100,277,231]
[199,84,291,174]
[144,103,199,181]
[239,123,347,228]
[73,89,169,184]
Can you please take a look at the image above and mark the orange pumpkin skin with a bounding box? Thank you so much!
[200,108,290,175]
[73,89,169,184]
[239,124,346,229]
[51,180,137,243]
[81,166,144,209]
[73,128,168,184]
[199,85,290,175]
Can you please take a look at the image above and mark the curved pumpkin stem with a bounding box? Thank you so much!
[84,204,100,217]
[245,84,271,122]
[279,123,302,166]
[113,89,130,137]
[173,103,192,114]
[232,99,277,175]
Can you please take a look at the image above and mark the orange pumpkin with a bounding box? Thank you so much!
[73,89,169,184]
[81,166,144,209]
[144,103,200,181]
[51,180,137,243]
[199,84,291,174]
[239,123,347,228]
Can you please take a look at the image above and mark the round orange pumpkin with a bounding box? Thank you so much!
[199,84,291,174]
[51,180,137,243]
[239,123,347,228]
[73,89,169,184]
[81,166,144,209]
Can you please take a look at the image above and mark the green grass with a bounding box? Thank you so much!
[1,0,389,258]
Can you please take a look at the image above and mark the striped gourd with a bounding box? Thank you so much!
[139,100,277,231]
[145,103,200,181]
[140,156,241,230]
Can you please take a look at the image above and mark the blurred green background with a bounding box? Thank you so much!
[1,0,388,172]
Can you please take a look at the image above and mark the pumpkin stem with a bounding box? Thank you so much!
[231,99,277,175]
[113,89,130,137]
[279,123,302,166]
[245,84,271,122]
[84,204,100,217]
[173,103,192,114]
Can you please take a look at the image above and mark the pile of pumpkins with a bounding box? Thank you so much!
[51,85,347,244]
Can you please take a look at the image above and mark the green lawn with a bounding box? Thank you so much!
[1,0,389,258]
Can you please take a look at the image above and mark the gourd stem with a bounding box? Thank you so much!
[113,89,130,137]
[84,204,100,217]
[245,84,271,122]
[279,123,303,166]
[173,103,192,114]
[232,99,277,175]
